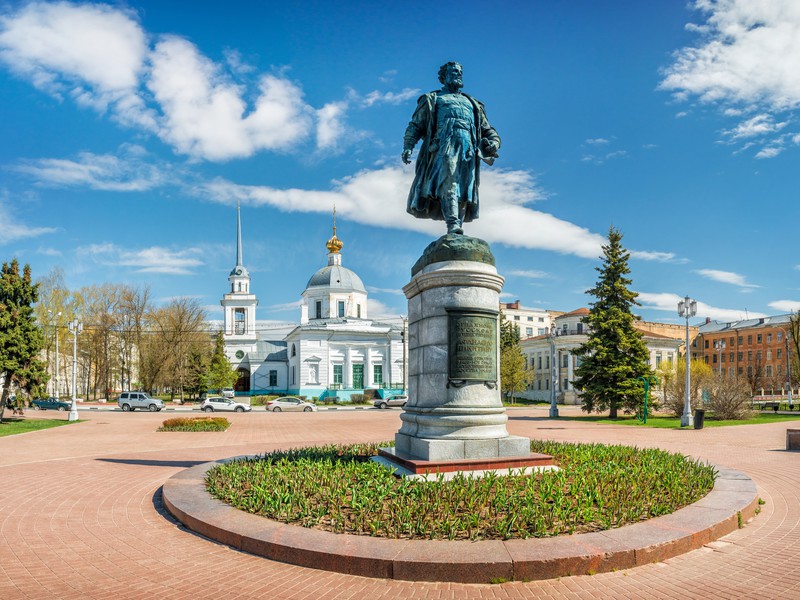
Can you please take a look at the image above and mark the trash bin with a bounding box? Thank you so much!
[694,409,706,430]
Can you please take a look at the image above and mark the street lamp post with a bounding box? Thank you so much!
[548,327,559,418]
[715,339,726,376]
[67,318,82,422]
[787,331,793,407]
[48,310,62,398]
[678,296,697,427]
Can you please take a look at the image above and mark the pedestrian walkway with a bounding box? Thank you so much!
[1,407,799,599]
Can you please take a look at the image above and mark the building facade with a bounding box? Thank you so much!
[500,300,560,339]
[519,308,683,405]
[695,315,795,394]
[222,207,405,399]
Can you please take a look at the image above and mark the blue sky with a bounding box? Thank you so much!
[1,0,799,327]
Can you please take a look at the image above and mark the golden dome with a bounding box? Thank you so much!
[326,232,343,253]
[326,205,343,253]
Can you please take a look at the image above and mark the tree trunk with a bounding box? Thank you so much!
[609,403,618,419]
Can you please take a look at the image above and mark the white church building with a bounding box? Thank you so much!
[220,205,406,400]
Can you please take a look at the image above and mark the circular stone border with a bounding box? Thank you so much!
[162,458,758,583]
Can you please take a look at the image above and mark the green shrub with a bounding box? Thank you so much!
[349,393,368,404]
[158,417,230,432]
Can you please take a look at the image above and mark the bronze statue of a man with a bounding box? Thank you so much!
[402,61,500,235]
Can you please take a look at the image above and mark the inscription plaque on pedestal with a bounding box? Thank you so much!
[446,308,498,385]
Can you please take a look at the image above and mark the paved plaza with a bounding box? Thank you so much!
[2,406,799,599]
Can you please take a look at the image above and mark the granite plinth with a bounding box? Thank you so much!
[395,432,531,461]
[377,446,554,475]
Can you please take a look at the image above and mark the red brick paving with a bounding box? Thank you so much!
[1,407,799,598]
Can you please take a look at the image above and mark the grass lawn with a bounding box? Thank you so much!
[0,418,76,437]
[559,413,800,428]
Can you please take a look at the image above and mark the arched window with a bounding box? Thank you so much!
[291,344,296,357]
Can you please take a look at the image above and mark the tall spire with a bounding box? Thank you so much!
[236,200,243,267]
[229,201,249,278]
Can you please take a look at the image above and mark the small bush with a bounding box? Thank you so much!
[708,375,754,420]
[158,417,230,432]
[349,393,368,404]
[251,395,282,406]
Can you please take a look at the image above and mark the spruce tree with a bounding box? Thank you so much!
[571,228,652,418]
[0,259,49,423]
[206,331,238,392]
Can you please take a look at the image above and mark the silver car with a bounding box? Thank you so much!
[373,394,408,409]
[200,397,251,413]
[266,397,317,412]
[118,391,164,412]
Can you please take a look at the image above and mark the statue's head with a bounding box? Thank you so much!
[438,61,463,89]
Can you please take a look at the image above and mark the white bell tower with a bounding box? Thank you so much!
[221,201,258,351]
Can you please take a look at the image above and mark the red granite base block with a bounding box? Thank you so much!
[378,448,554,474]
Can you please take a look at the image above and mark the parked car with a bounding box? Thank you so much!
[31,397,71,411]
[374,394,408,409]
[117,391,164,412]
[200,396,251,413]
[266,397,317,412]
[221,388,235,398]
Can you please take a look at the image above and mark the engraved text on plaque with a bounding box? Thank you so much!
[446,308,498,383]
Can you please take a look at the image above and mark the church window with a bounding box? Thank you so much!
[373,364,383,385]
[316,301,322,319]
[338,300,345,318]
[291,344,296,357]
[291,366,296,384]
[234,308,246,335]
[333,364,343,385]
[269,370,278,387]
[357,304,361,318]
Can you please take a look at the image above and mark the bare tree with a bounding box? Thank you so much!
[145,298,209,401]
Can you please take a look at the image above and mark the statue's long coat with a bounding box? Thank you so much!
[404,90,500,222]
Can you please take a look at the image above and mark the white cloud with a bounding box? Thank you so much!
[367,298,402,319]
[360,88,420,107]
[0,201,56,244]
[36,247,62,256]
[147,36,312,161]
[769,300,800,313]
[696,268,760,288]
[0,3,326,161]
[316,101,348,151]
[77,243,203,274]
[367,286,405,296]
[508,270,550,279]
[265,300,303,313]
[14,146,165,191]
[755,145,784,159]
[631,250,687,263]
[193,166,608,259]
[0,2,154,130]
[661,0,800,155]
[585,138,610,145]
[638,292,767,321]
[723,114,787,140]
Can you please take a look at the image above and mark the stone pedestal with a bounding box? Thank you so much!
[392,234,533,463]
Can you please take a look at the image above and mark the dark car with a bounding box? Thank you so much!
[32,397,71,411]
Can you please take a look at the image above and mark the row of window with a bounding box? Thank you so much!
[315,300,362,319]
[699,330,785,349]
[512,315,546,322]
[707,348,785,363]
